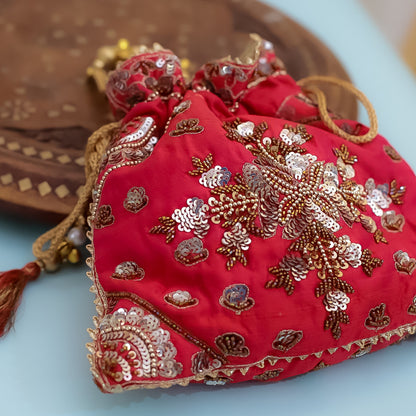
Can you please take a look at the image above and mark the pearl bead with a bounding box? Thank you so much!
[67,227,86,246]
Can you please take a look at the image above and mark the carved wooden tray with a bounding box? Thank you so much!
[0,0,356,222]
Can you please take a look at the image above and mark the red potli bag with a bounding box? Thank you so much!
[1,34,415,393]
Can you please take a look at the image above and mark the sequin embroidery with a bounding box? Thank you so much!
[174,237,209,266]
[94,307,183,385]
[219,284,255,314]
[393,250,416,275]
[111,261,145,281]
[124,187,149,213]
[164,290,199,308]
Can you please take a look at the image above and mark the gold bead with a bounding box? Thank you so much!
[58,241,72,259]
[68,248,81,264]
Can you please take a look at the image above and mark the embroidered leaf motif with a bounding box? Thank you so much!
[188,153,214,176]
[333,144,358,165]
[150,216,177,243]
[373,229,388,244]
[324,310,350,340]
[389,179,406,205]
[361,248,383,276]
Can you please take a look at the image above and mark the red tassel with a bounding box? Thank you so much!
[0,261,41,337]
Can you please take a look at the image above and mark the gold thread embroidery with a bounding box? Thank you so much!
[365,303,391,330]
[188,153,214,176]
[169,118,204,136]
[383,145,402,162]
[94,205,115,229]
[191,351,222,375]
[389,179,406,205]
[373,229,388,244]
[215,332,250,357]
[272,329,303,352]
[361,249,383,276]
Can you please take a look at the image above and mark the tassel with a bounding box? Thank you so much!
[0,261,41,337]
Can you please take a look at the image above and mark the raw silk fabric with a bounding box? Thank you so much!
[87,40,416,392]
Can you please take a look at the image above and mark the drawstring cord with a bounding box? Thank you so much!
[298,75,378,144]
[32,122,119,271]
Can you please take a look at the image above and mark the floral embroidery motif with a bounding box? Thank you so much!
[111,261,145,281]
[365,303,391,330]
[200,166,232,188]
[124,187,149,213]
[393,250,416,275]
[151,119,392,340]
[188,153,231,188]
[272,329,303,352]
[174,237,209,266]
[408,296,416,315]
[333,144,357,180]
[217,222,252,269]
[173,100,191,116]
[94,307,183,384]
[94,205,115,229]
[365,179,392,217]
[219,284,255,314]
[169,118,204,137]
[150,197,210,243]
[350,342,373,359]
[191,351,222,374]
[253,369,283,381]
[381,210,405,232]
[218,120,385,339]
[164,290,199,308]
[106,292,226,363]
[383,145,402,162]
[389,179,406,205]
[215,332,250,357]
[101,136,158,170]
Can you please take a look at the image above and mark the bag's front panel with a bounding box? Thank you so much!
[86,41,416,392]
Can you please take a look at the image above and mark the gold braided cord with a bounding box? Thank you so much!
[297,75,378,144]
[32,122,119,270]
